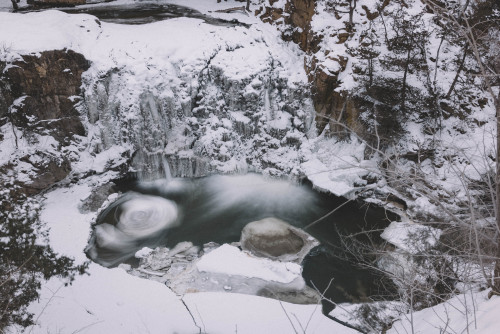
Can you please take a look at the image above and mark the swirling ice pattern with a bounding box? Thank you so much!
[117,195,179,237]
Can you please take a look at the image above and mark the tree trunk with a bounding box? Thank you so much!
[11,0,18,10]
[494,90,500,294]
[401,47,412,112]
[368,58,373,87]
[348,0,357,32]
[246,0,250,11]
[446,44,468,99]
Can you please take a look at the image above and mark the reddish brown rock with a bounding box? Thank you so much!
[0,50,90,196]
[1,50,89,143]
[20,153,72,195]
[257,0,362,135]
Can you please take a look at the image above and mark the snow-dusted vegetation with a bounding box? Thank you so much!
[1,0,499,333]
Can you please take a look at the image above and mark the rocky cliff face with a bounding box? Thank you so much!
[252,0,497,219]
[0,13,316,191]
[0,1,494,213]
[256,0,492,152]
[0,50,89,195]
[256,0,353,135]
[258,0,318,52]
[1,50,88,143]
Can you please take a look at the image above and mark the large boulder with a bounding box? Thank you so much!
[240,217,319,263]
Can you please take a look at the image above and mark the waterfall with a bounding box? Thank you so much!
[83,47,316,180]
[133,150,172,182]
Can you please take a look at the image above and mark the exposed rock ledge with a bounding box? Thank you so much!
[0,50,89,196]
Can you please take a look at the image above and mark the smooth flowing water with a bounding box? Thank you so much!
[86,173,398,304]
[62,3,250,27]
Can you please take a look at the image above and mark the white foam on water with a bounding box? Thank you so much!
[202,174,318,215]
[117,195,179,237]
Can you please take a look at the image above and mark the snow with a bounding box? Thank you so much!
[2,0,498,332]
[183,292,357,334]
[0,124,60,176]
[388,291,500,334]
[329,301,406,332]
[39,184,94,264]
[24,264,198,334]
[196,244,302,284]
[381,221,442,253]
[135,247,154,258]
[74,144,130,175]
[231,110,251,124]
[301,137,374,198]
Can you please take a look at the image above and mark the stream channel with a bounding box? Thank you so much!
[61,2,250,27]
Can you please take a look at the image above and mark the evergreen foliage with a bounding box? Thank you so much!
[0,182,87,330]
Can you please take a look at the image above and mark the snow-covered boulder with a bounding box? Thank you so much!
[240,217,319,263]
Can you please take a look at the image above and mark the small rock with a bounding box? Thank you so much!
[169,241,194,257]
[145,247,173,270]
[203,242,220,254]
[138,268,166,277]
[135,247,154,259]
[117,263,131,271]
[182,245,200,256]
[79,183,116,213]
[165,262,189,279]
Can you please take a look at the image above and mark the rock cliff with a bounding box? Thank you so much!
[0,50,89,195]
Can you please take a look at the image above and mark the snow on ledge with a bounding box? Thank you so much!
[301,138,375,198]
[381,221,442,253]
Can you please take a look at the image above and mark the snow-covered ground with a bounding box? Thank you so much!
[388,290,500,334]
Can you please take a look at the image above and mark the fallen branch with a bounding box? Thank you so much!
[180,297,202,333]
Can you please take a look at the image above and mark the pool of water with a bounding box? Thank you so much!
[86,173,398,304]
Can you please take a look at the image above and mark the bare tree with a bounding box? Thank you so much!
[421,0,500,294]
[327,0,357,32]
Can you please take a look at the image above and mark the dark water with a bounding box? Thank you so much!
[61,3,250,27]
[86,173,398,304]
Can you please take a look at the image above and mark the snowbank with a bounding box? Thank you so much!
[183,292,357,334]
[388,291,500,334]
